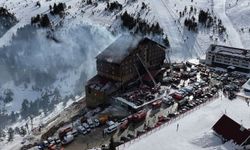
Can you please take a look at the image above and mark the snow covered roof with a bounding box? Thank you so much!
[96,34,142,64]
[96,34,165,64]
[212,114,250,145]
[207,44,250,59]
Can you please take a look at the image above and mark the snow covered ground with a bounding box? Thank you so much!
[226,0,250,48]
[122,94,249,150]
[0,0,249,114]
[0,0,250,149]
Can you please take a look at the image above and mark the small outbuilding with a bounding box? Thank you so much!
[212,114,250,146]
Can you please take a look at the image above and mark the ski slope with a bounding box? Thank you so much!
[146,0,190,61]
[225,0,250,48]
[123,94,249,150]
[213,0,244,48]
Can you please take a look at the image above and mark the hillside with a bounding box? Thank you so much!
[0,0,249,149]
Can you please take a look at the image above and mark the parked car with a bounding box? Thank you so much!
[87,119,95,128]
[152,99,162,109]
[43,140,49,147]
[58,127,73,140]
[94,119,100,127]
[55,138,61,144]
[171,84,179,89]
[77,126,87,135]
[106,121,115,126]
[119,119,129,130]
[131,110,147,122]
[158,115,170,123]
[163,98,174,107]
[67,130,78,137]
[104,123,119,134]
[82,123,91,132]
[62,134,74,145]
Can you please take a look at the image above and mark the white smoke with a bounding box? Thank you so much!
[0,20,115,96]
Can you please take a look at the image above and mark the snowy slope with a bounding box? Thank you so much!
[122,94,249,150]
[0,0,250,148]
[226,0,250,48]
[213,0,244,48]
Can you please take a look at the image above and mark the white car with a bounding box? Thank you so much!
[94,119,100,127]
[62,134,74,145]
[106,121,115,126]
[87,119,95,128]
[77,126,87,135]
[43,140,49,147]
[82,123,91,132]
[104,123,119,134]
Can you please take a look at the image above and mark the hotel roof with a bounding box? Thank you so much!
[208,44,250,58]
[96,34,165,64]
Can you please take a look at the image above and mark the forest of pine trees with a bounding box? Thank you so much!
[106,1,122,11]
[120,11,169,47]
[121,11,164,35]
[31,3,66,28]
[180,6,226,35]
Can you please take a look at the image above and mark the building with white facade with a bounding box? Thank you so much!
[205,45,250,72]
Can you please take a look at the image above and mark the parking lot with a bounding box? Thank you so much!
[36,62,249,150]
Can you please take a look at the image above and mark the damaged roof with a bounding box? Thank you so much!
[96,34,165,64]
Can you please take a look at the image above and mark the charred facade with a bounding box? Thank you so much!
[86,35,166,108]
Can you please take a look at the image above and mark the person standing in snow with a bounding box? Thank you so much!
[176,123,179,131]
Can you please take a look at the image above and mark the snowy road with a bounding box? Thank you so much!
[213,0,244,48]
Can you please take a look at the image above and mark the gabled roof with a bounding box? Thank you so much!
[96,34,166,64]
[212,114,250,145]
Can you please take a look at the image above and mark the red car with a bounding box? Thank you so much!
[119,119,129,130]
[132,110,147,122]
[158,115,170,123]
[152,100,162,109]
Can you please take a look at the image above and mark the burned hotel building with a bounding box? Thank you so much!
[85,35,166,108]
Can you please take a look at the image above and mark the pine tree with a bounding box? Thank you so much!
[163,35,170,47]
[3,89,14,103]
[20,126,27,137]
[10,111,17,123]
[14,127,20,135]
[7,128,14,142]
[40,14,51,27]
[21,99,30,119]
